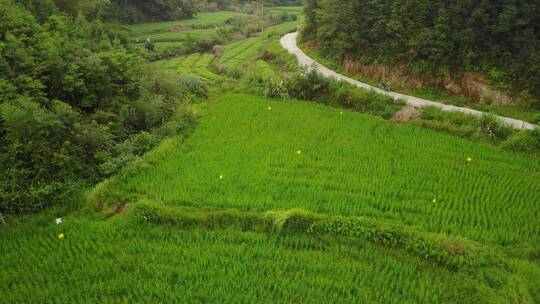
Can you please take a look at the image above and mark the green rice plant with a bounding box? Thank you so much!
[150,56,185,71]
[192,54,219,81]
[153,53,220,82]
[254,60,276,78]
[220,38,262,69]
[1,207,536,303]
[91,94,540,248]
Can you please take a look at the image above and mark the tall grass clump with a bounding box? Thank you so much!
[418,107,539,153]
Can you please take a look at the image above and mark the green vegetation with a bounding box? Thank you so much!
[91,94,540,247]
[103,0,197,24]
[0,1,203,212]
[153,53,220,81]
[127,11,241,35]
[220,37,263,69]
[301,0,540,113]
[138,27,224,43]
[301,45,540,123]
[130,7,301,62]
[2,2,539,303]
[1,201,538,303]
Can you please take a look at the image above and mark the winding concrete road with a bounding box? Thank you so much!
[281,32,537,130]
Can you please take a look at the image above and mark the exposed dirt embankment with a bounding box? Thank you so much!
[342,59,518,105]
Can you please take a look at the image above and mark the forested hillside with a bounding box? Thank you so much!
[103,0,197,24]
[0,0,203,213]
[301,0,540,107]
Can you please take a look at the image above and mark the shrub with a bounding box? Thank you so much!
[144,41,155,51]
[177,75,208,99]
[262,78,289,99]
[478,114,513,141]
[333,83,402,118]
[287,66,330,100]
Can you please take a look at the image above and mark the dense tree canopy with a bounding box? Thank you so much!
[0,0,201,213]
[302,0,540,104]
[103,0,302,24]
[103,0,197,24]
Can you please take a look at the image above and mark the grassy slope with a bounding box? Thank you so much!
[94,94,539,248]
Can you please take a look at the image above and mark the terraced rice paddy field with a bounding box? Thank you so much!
[2,6,539,303]
[128,11,242,45]
[219,37,263,69]
[151,19,291,79]
[94,94,540,247]
[152,53,220,81]
[138,27,225,43]
[2,94,539,303]
[128,11,241,35]
[2,217,517,303]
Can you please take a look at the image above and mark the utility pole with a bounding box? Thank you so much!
[261,0,264,47]
[261,0,264,33]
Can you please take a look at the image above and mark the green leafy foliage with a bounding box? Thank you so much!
[302,0,540,103]
[103,0,197,24]
[0,1,202,213]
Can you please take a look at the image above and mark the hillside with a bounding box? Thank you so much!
[300,0,540,122]
[3,94,540,303]
[92,94,540,246]
[1,1,539,303]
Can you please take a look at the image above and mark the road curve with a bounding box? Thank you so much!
[281,32,537,130]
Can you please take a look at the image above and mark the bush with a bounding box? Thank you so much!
[262,78,289,99]
[287,67,330,100]
[478,114,513,141]
[177,75,208,100]
[333,83,402,118]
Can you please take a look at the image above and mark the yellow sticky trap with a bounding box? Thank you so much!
[219,175,224,180]
[58,233,64,239]
[297,150,302,155]
[432,198,437,203]
[268,106,272,110]
[467,157,472,162]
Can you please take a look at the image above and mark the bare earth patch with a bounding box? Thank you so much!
[112,203,128,215]
[391,105,421,122]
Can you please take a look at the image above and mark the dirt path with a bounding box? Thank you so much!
[280,32,537,130]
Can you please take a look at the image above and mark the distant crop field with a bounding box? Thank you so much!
[262,20,300,35]
[219,37,262,69]
[151,41,183,51]
[268,6,304,15]
[135,27,225,43]
[152,53,219,81]
[128,11,242,35]
[99,94,540,247]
